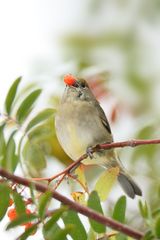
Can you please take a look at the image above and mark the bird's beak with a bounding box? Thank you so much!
[67,80,80,89]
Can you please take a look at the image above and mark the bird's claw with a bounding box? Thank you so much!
[86,147,94,159]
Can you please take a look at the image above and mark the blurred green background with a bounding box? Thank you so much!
[1,0,160,237]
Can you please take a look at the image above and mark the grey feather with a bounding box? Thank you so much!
[118,172,142,199]
[56,77,142,199]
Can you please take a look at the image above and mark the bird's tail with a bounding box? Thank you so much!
[118,171,142,199]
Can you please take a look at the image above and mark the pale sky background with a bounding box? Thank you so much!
[0,0,81,104]
[0,1,77,239]
[0,0,160,239]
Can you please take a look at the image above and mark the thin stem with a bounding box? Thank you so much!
[0,168,144,239]
[52,173,67,191]
[32,138,160,183]
[98,139,160,149]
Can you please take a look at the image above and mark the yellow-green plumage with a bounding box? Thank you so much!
[55,78,142,199]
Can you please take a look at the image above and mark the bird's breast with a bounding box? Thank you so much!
[55,101,111,161]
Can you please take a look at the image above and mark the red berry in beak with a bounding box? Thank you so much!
[64,74,76,86]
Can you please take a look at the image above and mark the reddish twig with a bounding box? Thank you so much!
[32,138,160,183]
[53,173,67,191]
[0,168,143,239]
[98,139,160,149]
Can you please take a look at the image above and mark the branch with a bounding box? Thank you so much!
[0,168,144,239]
[99,139,160,149]
[33,138,160,182]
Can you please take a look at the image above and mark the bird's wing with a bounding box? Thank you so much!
[95,100,112,135]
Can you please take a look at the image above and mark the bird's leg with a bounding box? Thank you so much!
[68,146,95,174]
[86,146,94,159]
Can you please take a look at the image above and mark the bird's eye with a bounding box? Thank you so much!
[73,80,86,88]
[80,82,86,88]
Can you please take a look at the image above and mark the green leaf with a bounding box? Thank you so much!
[6,213,37,230]
[12,191,26,215]
[94,167,119,201]
[43,223,62,240]
[0,184,10,220]
[152,208,160,218]
[5,132,18,173]
[38,191,52,219]
[0,125,6,166]
[143,230,155,240]
[43,207,68,240]
[22,141,46,177]
[44,207,67,231]
[87,191,105,234]
[63,209,87,240]
[28,121,54,141]
[138,200,149,219]
[5,76,22,115]
[29,183,36,205]
[87,228,96,240]
[155,216,160,238]
[44,223,72,240]
[113,209,127,240]
[16,89,42,123]
[18,224,37,240]
[52,225,73,240]
[112,196,126,223]
[116,234,127,240]
[26,108,55,132]
[112,196,127,240]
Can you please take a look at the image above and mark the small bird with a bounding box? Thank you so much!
[55,74,142,199]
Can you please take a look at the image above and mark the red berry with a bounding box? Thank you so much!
[7,208,17,220]
[64,74,76,86]
[8,207,32,222]
[25,222,33,228]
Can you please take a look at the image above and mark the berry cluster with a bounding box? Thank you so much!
[7,198,36,234]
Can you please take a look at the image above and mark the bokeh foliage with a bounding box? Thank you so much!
[0,71,158,239]
[0,1,160,239]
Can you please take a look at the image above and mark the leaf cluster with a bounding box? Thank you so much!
[0,77,159,240]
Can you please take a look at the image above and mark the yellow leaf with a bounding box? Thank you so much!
[71,191,86,205]
[94,167,119,201]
